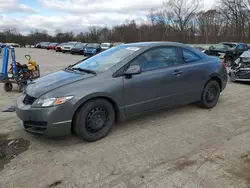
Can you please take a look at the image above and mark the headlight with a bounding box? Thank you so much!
[32,96,73,108]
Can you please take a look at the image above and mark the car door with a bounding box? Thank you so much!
[123,46,191,116]
[179,48,208,102]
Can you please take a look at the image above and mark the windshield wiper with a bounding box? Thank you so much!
[64,65,74,71]
[72,67,97,75]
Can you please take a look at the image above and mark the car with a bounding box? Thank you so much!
[71,42,87,55]
[55,42,66,52]
[100,43,113,51]
[113,42,125,47]
[47,42,59,50]
[83,43,102,56]
[41,42,51,49]
[204,42,248,66]
[228,50,250,82]
[35,42,44,48]
[15,42,228,142]
[61,41,78,53]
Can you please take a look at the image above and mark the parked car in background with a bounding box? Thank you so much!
[205,42,248,66]
[62,41,78,53]
[41,42,50,49]
[113,42,125,46]
[0,42,6,48]
[228,50,250,82]
[83,43,102,56]
[16,42,228,142]
[100,43,113,51]
[71,42,87,55]
[43,42,51,49]
[6,43,21,47]
[35,42,44,48]
[47,42,59,50]
[55,42,66,52]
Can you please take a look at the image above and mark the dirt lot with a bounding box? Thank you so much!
[0,48,250,188]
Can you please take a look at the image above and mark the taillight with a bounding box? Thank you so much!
[221,60,227,68]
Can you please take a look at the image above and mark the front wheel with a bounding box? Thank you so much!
[199,80,220,109]
[73,99,115,142]
[18,82,27,93]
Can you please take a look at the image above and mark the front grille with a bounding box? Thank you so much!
[24,121,47,134]
[236,70,250,79]
[23,94,37,105]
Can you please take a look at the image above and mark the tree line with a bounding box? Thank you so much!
[1,0,250,45]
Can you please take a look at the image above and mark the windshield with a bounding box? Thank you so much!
[74,43,83,48]
[220,43,237,48]
[72,45,141,72]
[67,42,77,46]
[86,43,99,48]
[210,44,229,50]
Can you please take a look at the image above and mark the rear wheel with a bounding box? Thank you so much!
[199,80,220,109]
[73,99,115,142]
[3,83,13,92]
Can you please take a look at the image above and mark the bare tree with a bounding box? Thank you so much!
[164,0,202,30]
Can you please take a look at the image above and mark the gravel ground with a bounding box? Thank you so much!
[0,48,250,188]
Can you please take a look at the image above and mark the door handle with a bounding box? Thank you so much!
[172,70,184,75]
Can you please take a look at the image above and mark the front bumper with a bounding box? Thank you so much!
[62,48,72,52]
[84,51,96,55]
[15,94,73,137]
[72,49,83,54]
[228,69,250,82]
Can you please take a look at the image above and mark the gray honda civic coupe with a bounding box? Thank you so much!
[15,42,228,142]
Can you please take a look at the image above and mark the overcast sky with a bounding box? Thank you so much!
[0,0,216,35]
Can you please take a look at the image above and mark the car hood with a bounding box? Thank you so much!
[63,45,74,48]
[25,70,94,98]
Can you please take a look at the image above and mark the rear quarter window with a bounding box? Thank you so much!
[183,49,202,63]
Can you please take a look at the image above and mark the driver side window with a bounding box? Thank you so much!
[130,47,182,72]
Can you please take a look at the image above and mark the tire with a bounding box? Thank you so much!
[62,51,65,53]
[3,83,13,92]
[225,57,233,67]
[71,52,74,55]
[199,80,220,109]
[73,99,115,142]
[18,82,26,93]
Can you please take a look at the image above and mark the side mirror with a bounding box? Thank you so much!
[124,65,141,76]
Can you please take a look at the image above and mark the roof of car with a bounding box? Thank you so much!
[120,41,186,47]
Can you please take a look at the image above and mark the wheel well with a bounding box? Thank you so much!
[71,96,119,134]
[209,77,222,91]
